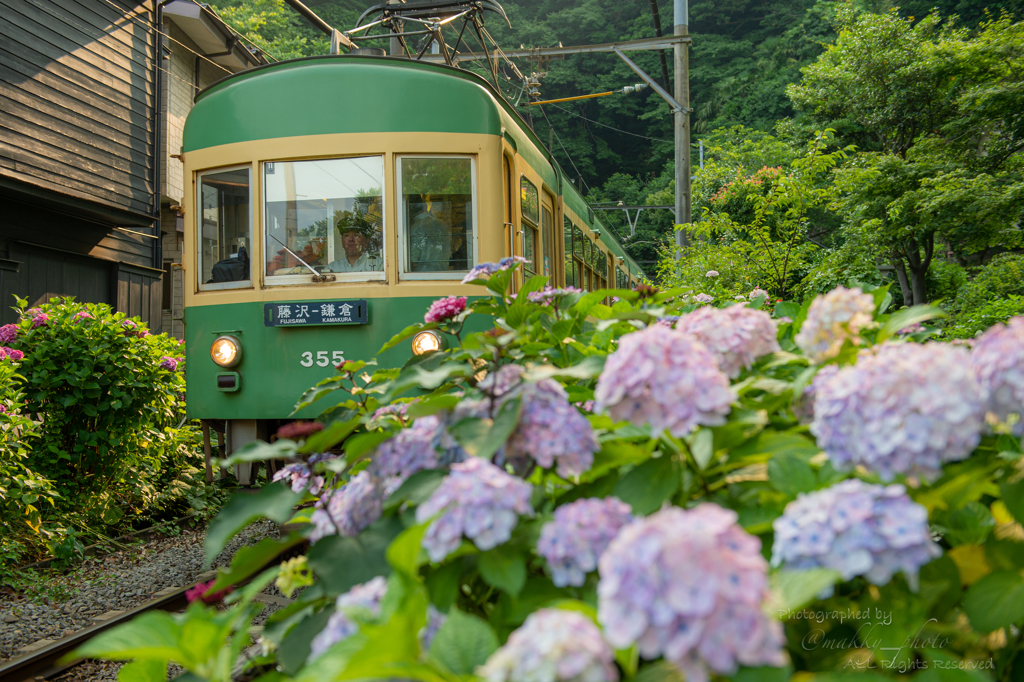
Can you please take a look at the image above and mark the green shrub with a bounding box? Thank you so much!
[926,258,968,303]
[953,252,1024,312]
[0,353,58,567]
[5,298,185,516]
[944,294,1024,339]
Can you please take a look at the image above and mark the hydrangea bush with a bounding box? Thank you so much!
[78,265,1024,681]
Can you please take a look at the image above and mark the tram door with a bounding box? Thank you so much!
[503,155,517,291]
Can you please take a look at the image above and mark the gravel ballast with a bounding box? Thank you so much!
[0,518,284,678]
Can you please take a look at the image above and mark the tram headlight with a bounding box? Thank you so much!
[411,330,443,356]
[211,335,242,367]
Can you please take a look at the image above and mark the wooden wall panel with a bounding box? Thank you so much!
[0,0,157,219]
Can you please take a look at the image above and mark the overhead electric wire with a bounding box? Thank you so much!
[536,103,591,195]
[547,102,673,143]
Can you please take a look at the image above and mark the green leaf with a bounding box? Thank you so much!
[204,483,302,566]
[517,275,550,302]
[877,304,946,342]
[478,545,527,596]
[207,533,306,593]
[71,610,181,661]
[387,523,428,578]
[631,660,685,682]
[344,431,393,461]
[278,607,334,675]
[428,607,499,675]
[298,417,361,455]
[732,430,819,462]
[307,516,403,596]
[506,304,533,328]
[687,429,715,470]
[223,439,299,466]
[113,658,169,682]
[933,502,995,546]
[963,570,1024,633]
[525,355,606,381]
[380,322,439,353]
[448,399,522,460]
[769,568,841,614]
[768,455,816,497]
[1000,478,1024,525]
[406,395,461,419]
[612,456,680,516]
[383,469,447,513]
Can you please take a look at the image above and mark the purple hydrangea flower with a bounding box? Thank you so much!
[309,472,382,542]
[370,402,410,423]
[772,479,941,592]
[0,347,24,362]
[0,324,18,344]
[597,505,785,682]
[370,415,443,495]
[416,457,534,562]
[793,363,840,424]
[537,497,633,587]
[507,379,599,478]
[705,271,719,278]
[811,343,985,482]
[794,286,876,363]
[528,286,583,306]
[971,316,1024,435]
[159,356,180,371]
[309,576,389,660]
[675,306,780,378]
[499,256,530,270]
[462,262,502,284]
[31,313,50,328]
[594,325,734,437]
[273,462,325,496]
[479,608,619,682]
[425,296,467,324]
[420,604,446,651]
[691,293,714,304]
[0,405,6,414]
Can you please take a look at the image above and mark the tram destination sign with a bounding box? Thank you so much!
[264,300,368,327]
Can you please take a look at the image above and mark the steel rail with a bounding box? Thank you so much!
[0,585,192,682]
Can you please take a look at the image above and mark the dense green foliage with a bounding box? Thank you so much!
[0,300,225,569]
[76,266,1024,681]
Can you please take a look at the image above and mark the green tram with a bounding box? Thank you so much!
[181,55,644,459]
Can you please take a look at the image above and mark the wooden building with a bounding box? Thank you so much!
[0,0,261,332]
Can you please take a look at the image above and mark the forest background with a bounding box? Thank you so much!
[207,0,1024,337]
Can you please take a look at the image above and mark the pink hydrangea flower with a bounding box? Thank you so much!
[0,324,18,344]
[159,356,180,371]
[594,325,734,437]
[425,296,467,324]
[31,313,50,328]
[73,311,93,323]
[185,579,233,605]
[691,293,714,304]
[971,316,1024,435]
[795,286,876,363]
[675,305,780,378]
[0,347,24,362]
[537,497,634,587]
[705,270,719,278]
[749,287,769,300]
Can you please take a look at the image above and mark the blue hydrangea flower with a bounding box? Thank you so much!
[420,604,446,651]
[416,457,534,562]
[674,305,780,378]
[507,379,599,478]
[971,316,1024,435]
[772,479,941,592]
[310,472,382,541]
[478,608,619,682]
[309,576,388,660]
[597,504,785,682]
[537,497,633,587]
[594,325,734,437]
[811,342,985,482]
[369,415,443,495]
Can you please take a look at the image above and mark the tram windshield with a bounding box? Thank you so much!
[398,156,475,276]
[263,157,385,281]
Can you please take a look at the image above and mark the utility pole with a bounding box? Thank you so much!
[674,0,690,250]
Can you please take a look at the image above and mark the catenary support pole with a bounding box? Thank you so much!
[674,0,691,250]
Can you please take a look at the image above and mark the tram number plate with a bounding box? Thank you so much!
[264,300,368,327]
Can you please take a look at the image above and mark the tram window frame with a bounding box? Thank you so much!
[396,155,478,280]
[196,165,254,292]
[541,203,553,278]
[520,177,540,277]
[261,156,387,287]
[563,216,576,287]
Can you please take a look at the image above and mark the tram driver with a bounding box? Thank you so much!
[324,212,382,273]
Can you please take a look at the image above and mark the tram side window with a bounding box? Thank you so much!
[398,157,475,275]
[520,177,539,277]
[563,217,577,287]
[263,157,384,281]
[541,205,553,277]
[199,167,252,288]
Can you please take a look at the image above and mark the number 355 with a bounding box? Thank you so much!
[301,350,345,367]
